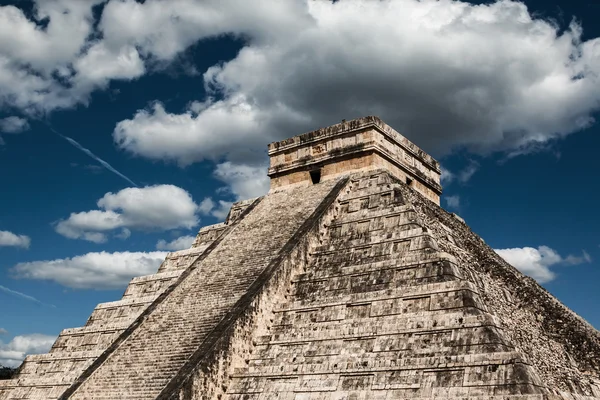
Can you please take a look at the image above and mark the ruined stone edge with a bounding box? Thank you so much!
[155,177,350,400]
[58,197,264,400]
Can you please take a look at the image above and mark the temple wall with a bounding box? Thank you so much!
[270,152,440,205]
[267,117,442,205]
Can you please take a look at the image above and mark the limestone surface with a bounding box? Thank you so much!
[1,117,599,400]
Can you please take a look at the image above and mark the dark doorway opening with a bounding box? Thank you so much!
[310,169,322,184]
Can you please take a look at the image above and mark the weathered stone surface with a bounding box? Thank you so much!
[64,179,345,400]
[2,117,599,400]
[0,213,242,399]
[268,116,442,204]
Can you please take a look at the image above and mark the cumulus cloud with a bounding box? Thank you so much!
[196,197,233,221]
[55,185,200,242]
[0,328,7,335]
[0,116,29,133]
[114,0,600,168]
[11,251,168,289]
[0,334,56,368]
[112,100,276,167]
[0,0,109,113]
[156,235,195,251]
[213,162,270,200]
[495,245,592,283]
[198,198,216,215]
[0,230,30,248]
[72,42,145,91]
[192,161,269,221]
[0,0,308,114]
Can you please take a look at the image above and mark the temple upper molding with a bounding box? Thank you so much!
[267,116,442,204]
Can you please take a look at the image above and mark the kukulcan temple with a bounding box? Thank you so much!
[1,116,599,400]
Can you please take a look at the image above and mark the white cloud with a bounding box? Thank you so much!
[72,42,145,91]
[0,116,29,133]
[98,0,310,61]
[113,100,275,167]
[0,328,7,335]
[198,198,216,215]
[0,230,30,248]
[564,250,592,265]
[495,245,592,283]
[2,0,600,199]
[114,1,600,164]
[105,0,600,201]
[0,0,599,147]
[0,0,309,114]
[156,235,195,251]
[444,195,461,210]
[213,162,270,200]
[457,161,480,183]
[0,334,56,368]
[197,197,233,221]
[55,210,122,243]
[193,162,269,221]
[0,1,105,113]
[55,185,200,242]
[11,251,168,289]
[0,1,100,70]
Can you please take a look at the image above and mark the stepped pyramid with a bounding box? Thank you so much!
[2,116,600,400]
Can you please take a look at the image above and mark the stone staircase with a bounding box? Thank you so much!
[0,222,232,400]
[224,172,546,400]
[60,179,344,399]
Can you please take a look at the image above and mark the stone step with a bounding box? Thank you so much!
[156,246,207,273]
[267,312,502,344]
[310,227,435,255]
[235,351,528,378]
[85,295,156,328]
[282,279,479,312]
[328,204,413,226]
[250,325,510,359]
[122,270,184,299]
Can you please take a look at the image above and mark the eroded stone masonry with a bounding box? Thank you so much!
[2,117,599,400]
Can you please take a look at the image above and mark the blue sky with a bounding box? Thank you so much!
[0,0,599,367]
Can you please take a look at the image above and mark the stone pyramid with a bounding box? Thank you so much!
[2,116,599,400]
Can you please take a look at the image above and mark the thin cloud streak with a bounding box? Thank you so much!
[0,285,55,308]
[50,127,138,187]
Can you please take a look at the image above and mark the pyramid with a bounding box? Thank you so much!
[2,116,599,400]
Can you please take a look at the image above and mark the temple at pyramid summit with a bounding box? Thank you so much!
[2,116,600,400]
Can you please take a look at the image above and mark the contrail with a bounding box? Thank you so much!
[0,284,56,308]
[50,127,138,187]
